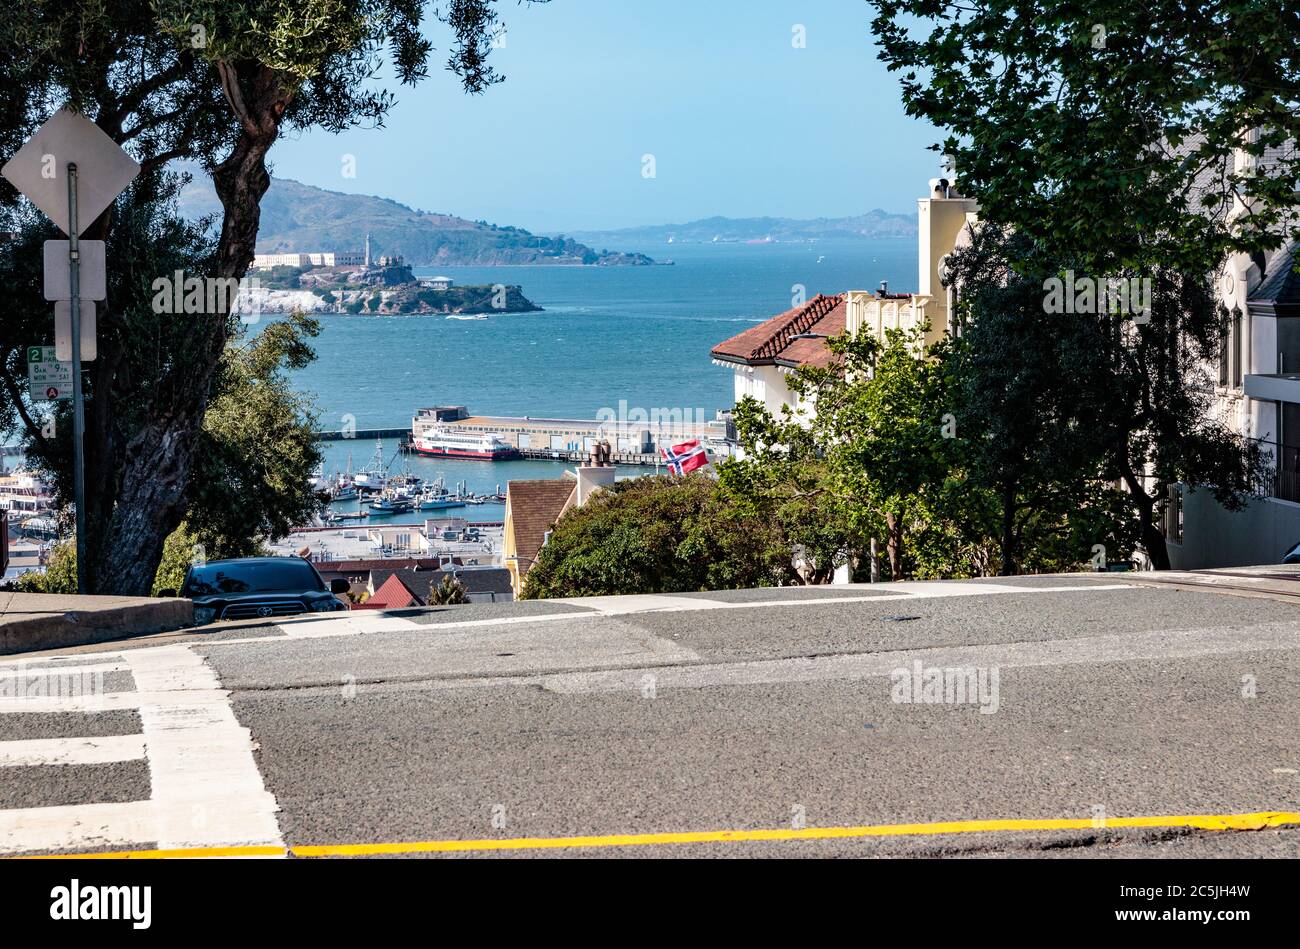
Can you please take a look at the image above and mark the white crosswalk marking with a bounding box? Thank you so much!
[0,734,145,766]
[0,644,284,856]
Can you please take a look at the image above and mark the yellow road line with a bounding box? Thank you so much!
[10,810,1300,859]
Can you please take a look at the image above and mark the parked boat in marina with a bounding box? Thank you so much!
[369,495,414,515]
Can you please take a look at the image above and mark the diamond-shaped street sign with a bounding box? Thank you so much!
[43,240,106,300]
[55,300,97,362]
[1,108,140,235]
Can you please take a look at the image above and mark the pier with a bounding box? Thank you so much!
[411,406,737,468]
[316,427,410,442]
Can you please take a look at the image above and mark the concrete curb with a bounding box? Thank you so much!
[0,593,194,655]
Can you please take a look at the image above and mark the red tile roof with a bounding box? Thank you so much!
[710,293,847,369]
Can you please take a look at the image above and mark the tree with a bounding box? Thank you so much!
[868,2,1300,276]
[3,172,325,582]
[428,573,470,605]
[521,475,795,599]
[0,1,540,593]
[721,402,861,585]
[869,1,1282,568]
[186,310,326,558]
[946,227,1139,574]
[725,326,954,581]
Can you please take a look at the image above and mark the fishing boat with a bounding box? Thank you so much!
[331,480,359,502]
[369,495,414,515]
[411,428,519,461]
[386,447,425,498]
[417,494,465,511]
[353,438,389,493]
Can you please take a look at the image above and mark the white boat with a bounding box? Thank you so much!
[411,428,519,461]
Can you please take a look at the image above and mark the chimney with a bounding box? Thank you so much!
[575,443,616,506]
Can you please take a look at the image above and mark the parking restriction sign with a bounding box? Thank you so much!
[27,345,72,400]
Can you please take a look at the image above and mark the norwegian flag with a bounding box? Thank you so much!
[661,439,709,475]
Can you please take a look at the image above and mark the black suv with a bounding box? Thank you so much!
[178,557,350,626]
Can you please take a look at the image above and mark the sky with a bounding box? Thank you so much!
[266,0,942,233]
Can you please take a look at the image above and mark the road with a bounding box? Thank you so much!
[2,572,1299,858]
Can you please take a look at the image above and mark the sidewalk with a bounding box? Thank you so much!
[0,592,192,655]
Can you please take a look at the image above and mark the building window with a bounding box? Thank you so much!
[1231,307,1243,388]
[1218,311,1231,387]
[1165,485,1183,543]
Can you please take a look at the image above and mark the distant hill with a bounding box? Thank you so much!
[177,171,655,267]
[565,210,917,246]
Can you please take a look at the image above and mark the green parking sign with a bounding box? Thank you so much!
[27,345,72,400]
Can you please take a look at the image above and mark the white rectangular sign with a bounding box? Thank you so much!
[26,346,72,401]
[54,300,96,362]
[43,240,106,301]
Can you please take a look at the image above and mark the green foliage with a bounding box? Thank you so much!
[257,266,309,290]
[14,527,203,595]
[151,525,204,596]
[521,474,795,599]
[869,1,1300,276]
[187,311,326,559]
[13,543,77,594]
[0,1,541,593]
[869,2,1277,568]
[725,324,957,581]
[428,574,470,605]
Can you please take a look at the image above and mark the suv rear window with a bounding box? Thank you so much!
[182,560,324,596]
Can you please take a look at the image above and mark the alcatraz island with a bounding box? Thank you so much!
[246,237,542,316]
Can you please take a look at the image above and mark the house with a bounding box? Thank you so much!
[711,176,978,426]
[313,557,464,598]
[711,293,847,420]
[1170,231,1300,567]
[502,462,617,596]
[355,570,425,610]
[420,276,454,291]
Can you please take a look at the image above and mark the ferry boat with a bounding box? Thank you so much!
[411,428,519,461]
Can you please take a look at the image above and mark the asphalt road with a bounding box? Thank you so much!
[2,573,1299,858]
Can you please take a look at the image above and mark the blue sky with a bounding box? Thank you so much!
[267,0,941,232]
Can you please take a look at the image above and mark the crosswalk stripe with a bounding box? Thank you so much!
[0,801,156,854]
[123,647,284,853]
[0,660,128,678]
[0,734,146,767]
[0,690,219,714]
[0,645,285,856]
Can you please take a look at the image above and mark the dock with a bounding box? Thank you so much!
[411,406,737,468]
[316,427,409,442]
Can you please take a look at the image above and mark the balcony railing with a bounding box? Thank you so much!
[1249,439,1300,503]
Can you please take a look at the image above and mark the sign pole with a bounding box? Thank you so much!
[67,162,88,594]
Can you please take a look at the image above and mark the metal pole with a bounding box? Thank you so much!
[869,537,879,584]
[67,163,87,594]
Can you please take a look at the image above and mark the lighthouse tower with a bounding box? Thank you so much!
[364,232,371,269]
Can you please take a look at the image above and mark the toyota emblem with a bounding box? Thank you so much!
[257,606,273,618]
